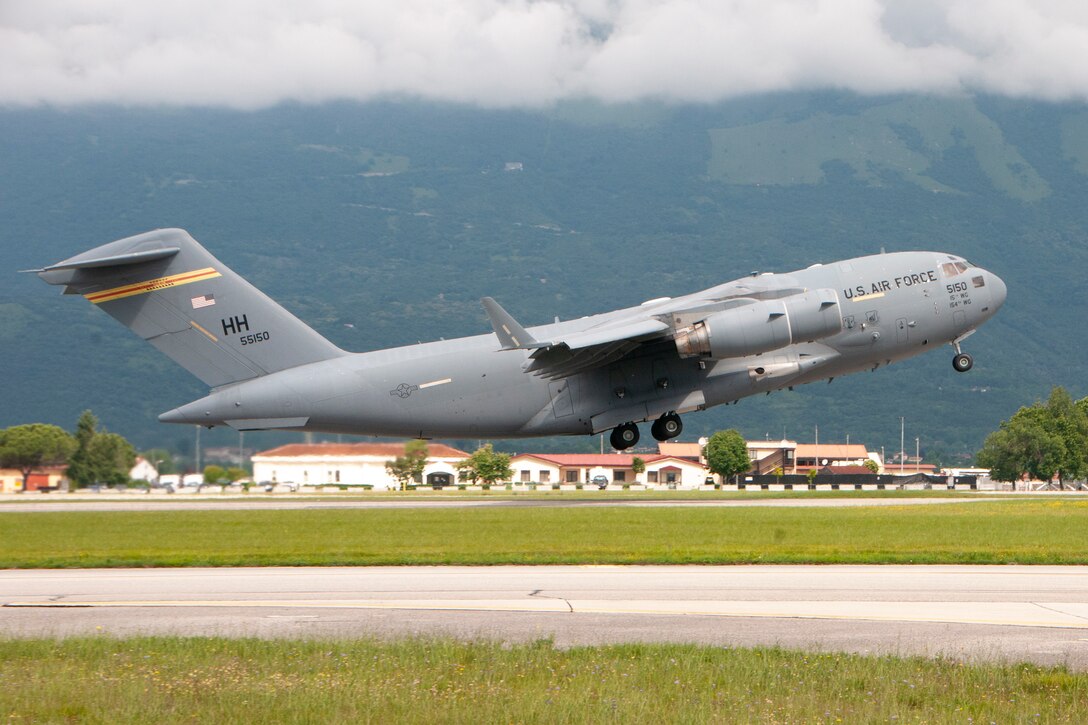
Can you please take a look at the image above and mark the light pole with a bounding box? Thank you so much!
[899,417,905,474]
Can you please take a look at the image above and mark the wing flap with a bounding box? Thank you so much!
[523,318,670,379]
[542,318,669,352]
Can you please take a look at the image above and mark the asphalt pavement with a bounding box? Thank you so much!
[3,565,1087,668]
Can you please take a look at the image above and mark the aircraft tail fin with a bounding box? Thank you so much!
[37,228,345,388]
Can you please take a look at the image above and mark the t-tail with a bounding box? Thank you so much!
[36,228,345,388]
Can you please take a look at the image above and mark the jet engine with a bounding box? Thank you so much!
[674,289,841,359]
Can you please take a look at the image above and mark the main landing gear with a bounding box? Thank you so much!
[651,412,683,442]
[610,422,639,450]
[609,413,684,450]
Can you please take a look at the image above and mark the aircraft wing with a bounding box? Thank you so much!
[523,318,672,379]
[540,318,670,351]
[482,298,672,379]
[481,280,811,379]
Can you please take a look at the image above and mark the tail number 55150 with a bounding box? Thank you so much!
[239,331,270,346]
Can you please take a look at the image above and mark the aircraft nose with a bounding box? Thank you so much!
[988,271,1007,312]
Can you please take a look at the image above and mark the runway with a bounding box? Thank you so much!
[4,565,1088,668]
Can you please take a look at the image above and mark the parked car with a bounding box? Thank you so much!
[591,475,609,490]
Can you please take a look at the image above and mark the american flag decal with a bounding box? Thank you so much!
[191,294,216,309]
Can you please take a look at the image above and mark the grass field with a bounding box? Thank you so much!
[2,499,1086,567]
[1,637,1085,723]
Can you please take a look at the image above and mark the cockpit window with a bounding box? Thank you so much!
[956,262,968,273]
[942,262,969,277]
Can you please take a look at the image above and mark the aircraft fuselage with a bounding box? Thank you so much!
[159,250,1006,441]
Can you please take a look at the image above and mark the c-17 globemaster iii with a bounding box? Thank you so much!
[36,229,1006,450]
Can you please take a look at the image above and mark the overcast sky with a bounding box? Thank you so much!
[3,0,1088,109]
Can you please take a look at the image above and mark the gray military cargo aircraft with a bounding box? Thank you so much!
[37,228,1006,449]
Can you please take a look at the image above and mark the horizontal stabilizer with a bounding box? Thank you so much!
[35,247,180,279]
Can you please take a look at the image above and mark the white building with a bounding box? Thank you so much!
[508,453,708,488]
[129,457,160,482]
[251,442,469,490]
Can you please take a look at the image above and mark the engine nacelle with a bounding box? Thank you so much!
[674,289,842,359]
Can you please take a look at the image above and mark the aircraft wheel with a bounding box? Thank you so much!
[610,423,640,450]
[652,413,683,441]
[952,353,973,373]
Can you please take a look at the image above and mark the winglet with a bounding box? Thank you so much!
[481,297,547,350]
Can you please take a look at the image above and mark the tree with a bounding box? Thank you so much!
[977,412,1063,484]
[704,429,750,484]
[976,387,1088,487]
[87,433,136,486]
[456,444,512,487]
[66,411,136,487]
[65,410,99,487]
[863,458,880,474]
[203,465,227,485]
[225,467,248,482]
[0,424,76,492]
[631,456,646,482]
[385,440,429,490]
[1041,387,1088,486]
[140,448,176,476]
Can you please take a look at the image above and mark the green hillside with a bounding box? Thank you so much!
[1,94,1083,460]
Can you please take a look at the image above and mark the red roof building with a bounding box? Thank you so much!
[509,453,707,487]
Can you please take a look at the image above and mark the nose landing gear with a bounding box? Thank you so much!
[952,352,973,372]
[951,336,974,373]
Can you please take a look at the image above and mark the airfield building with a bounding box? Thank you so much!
[251,442,469,490]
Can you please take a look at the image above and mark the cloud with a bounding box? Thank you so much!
[2,0,1088,109]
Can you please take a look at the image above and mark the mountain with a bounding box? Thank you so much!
[2,94,1084,461]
